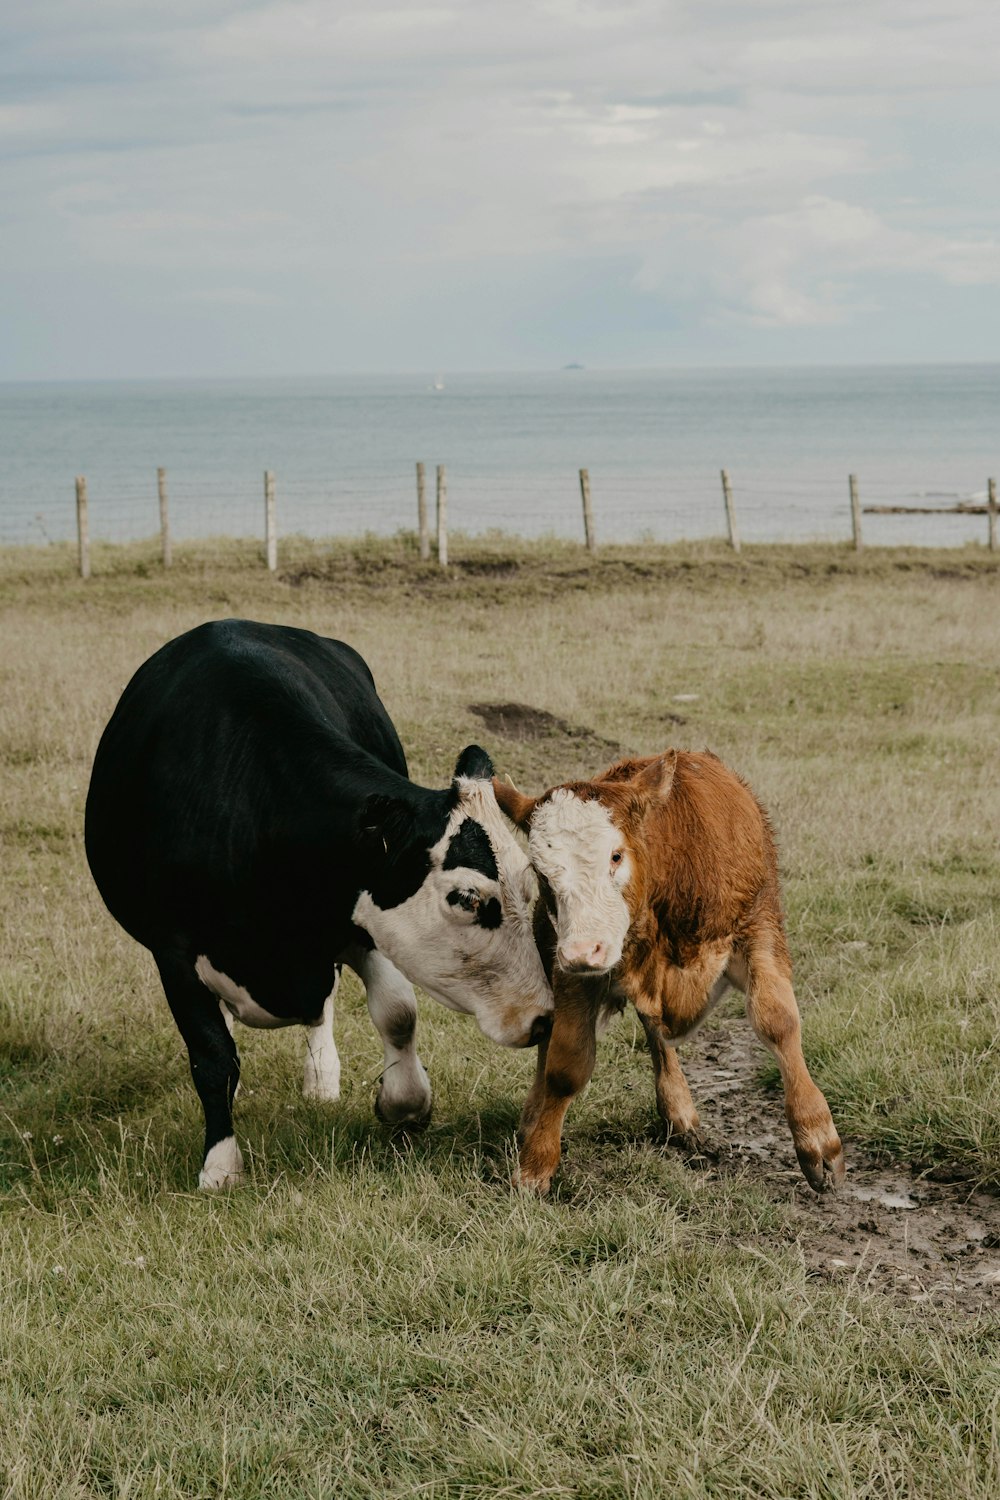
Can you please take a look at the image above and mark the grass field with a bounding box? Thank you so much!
[1,535,998,1498]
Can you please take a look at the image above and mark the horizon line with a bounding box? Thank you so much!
[3,357,1000,387]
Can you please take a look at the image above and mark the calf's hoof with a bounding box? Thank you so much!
[513,1163,555,1195]
[513,1139,561,1195]
[795,1137,846,1194]
[665,1126,714,1168]
[663,1120,705,1150]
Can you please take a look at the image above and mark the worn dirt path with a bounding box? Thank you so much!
[676,1021,1000,1314]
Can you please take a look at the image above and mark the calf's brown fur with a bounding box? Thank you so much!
[495,751,845,1195]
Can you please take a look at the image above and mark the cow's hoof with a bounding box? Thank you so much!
[796,1139,846,1194]
[374,1088,433,1131]
[388,1107,433,1135]
[199,1166,246,1190]
[199,1136,245,1190]
[302,1045,341,1102]
[302,1077,341,1103]
[374,1056,432,1130]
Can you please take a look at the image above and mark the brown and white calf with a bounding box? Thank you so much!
[494,750,845,1195]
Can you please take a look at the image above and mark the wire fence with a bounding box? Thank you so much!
[10,462,1000,574]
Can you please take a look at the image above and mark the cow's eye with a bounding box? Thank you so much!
[447,888,480,916]
[610,849,624,870]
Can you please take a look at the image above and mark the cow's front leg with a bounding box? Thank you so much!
[347,947,432,1127]
[155,951,245,1190]
[302,966,342,1101]
[637,1013,701,1144]
[516,996,596,1194]
[742,949,845,1192]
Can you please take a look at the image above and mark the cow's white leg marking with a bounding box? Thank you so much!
[303,972,341,1101]
[199,1134,245,1191]
[347,947,432,1126]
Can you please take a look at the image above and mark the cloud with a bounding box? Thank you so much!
[1,1,998,371]
[634,194,1000,329]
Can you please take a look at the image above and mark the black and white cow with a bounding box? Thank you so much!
[84,619,552,1189]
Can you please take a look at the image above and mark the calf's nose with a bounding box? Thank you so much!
[557,939,609,972]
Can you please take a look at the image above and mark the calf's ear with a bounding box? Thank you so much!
[633,750,677,802]
[453,744,495,781]
[492,776,538,830]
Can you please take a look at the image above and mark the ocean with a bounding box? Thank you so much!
[1,364,997,549]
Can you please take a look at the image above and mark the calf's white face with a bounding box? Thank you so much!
[529,789,634,974]
[353,780,552,1047]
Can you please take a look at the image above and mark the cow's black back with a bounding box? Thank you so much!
[85,619,421,1019]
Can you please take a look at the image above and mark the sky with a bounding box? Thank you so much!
[2,0,999,379]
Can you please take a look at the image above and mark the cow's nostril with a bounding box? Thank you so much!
[528,1014,552,1045]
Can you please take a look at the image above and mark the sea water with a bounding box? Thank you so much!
[1,364,996,549]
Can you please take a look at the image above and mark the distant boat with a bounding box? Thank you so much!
[563,362,585,370]
[430,375,445,391]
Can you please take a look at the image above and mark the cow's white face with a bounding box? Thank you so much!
[353,780,552,1047]
[529,789,633,974]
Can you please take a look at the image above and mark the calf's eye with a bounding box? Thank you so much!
[610,849,624,869]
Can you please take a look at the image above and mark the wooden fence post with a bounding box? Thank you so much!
[75,476,90,580]
[436,464,448,567]
[579,468,596,552]
[721,469,740,553]
[157,467,172,569]
[849,474,862,551]
[264,470,277,571]
[416,462,429,560]
[989,477,997,553]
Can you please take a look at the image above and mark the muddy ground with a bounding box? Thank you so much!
[642,1014,1000,1316]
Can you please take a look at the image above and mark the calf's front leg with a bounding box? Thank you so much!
[516,996,596,1194]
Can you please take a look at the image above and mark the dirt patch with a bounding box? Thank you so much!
[469,701,605,745]
[470,700,690,789]
[673,1021,1000,1313]
[278,546,999,610]
[455,559,522,578]
[469,701,622,756]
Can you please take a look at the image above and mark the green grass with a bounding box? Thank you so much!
[1,535,998,1498]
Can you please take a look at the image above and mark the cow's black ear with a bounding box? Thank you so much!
[356,793,410,853]
[354,792,432,907]
[453,744,495,781]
